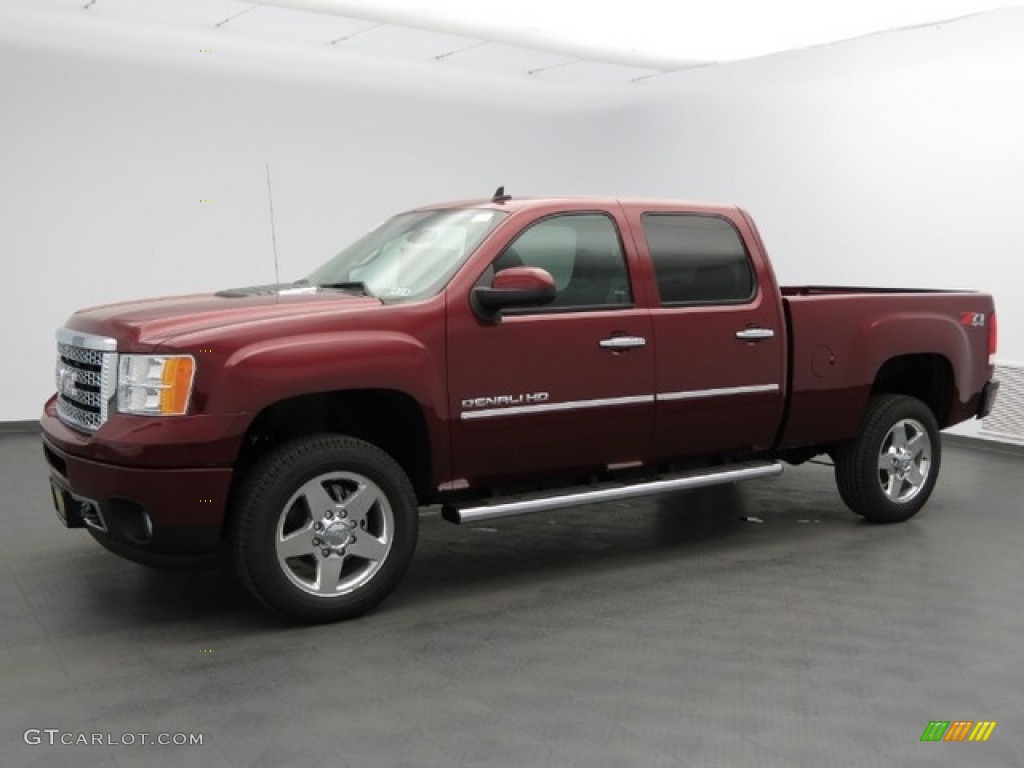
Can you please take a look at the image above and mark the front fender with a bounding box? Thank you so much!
[210,331,447,420]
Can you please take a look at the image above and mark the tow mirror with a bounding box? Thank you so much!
[472,266,556,322]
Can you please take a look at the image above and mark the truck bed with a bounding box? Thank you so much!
[778,286,995,450]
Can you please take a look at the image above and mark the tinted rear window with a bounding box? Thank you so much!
[642,214,755,305]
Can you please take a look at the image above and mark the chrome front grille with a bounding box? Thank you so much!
[55,329,117,432]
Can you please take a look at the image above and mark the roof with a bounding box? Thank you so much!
[411,194,741,215]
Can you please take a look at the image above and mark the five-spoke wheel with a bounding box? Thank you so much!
[232,435,417,623]
[875,418,933,504]
[275,472,394,598]
[834,395,941,523]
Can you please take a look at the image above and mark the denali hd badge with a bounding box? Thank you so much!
[462,392,550,409]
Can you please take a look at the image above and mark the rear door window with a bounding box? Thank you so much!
[641,214,755,305]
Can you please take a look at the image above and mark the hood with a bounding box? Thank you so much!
[65,284,382,349]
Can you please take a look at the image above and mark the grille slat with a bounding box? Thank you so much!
[59,345,104,366]
[57,362,101,386]
[55,332,117,433]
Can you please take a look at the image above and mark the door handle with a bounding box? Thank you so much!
[599,336,647,350]
[735,328,775,341]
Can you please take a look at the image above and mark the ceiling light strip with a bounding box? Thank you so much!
[259,0,706,71]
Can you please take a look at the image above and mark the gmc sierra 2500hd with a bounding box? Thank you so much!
[42,190,999,622]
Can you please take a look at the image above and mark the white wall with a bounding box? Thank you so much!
[0,4,636,422]
[2,3,1022,439]
[613,8,1024,353]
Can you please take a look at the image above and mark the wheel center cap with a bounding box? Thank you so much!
[892,450,913,475]
[321,518,356,548]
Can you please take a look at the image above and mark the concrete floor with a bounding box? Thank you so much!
[1,432,1021,768]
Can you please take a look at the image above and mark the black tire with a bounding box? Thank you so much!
[231,434,418,623]
[833,395,941,523]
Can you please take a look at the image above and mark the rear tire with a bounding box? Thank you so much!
[231,434,418,623]
[834,395,941,523]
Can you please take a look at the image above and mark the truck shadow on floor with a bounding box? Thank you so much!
[46,472,851,629]
[393,480,850,610]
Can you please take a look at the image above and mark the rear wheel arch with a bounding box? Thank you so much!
[870,354,955,427]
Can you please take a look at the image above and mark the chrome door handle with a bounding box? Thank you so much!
[599,336,647,350]
[735,328,775,341]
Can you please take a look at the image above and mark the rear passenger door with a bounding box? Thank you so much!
[629,209,786,460]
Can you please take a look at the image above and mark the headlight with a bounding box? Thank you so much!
[117,355,196,416]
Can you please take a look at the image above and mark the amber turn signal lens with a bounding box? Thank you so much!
[160,357,195,415]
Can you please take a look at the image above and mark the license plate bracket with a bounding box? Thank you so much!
[50,480,85,528]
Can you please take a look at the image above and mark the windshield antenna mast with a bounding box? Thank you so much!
[265,160,281,284]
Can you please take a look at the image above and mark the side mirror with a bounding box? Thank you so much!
[472,266,557,322]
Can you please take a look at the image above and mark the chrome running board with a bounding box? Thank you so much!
[442,461,783,525]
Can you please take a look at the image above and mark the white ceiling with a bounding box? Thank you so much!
[5,0,1022,86]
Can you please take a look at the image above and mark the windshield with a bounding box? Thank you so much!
[306,209,508,300]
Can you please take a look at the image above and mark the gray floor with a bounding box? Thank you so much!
[1,432,1021,768]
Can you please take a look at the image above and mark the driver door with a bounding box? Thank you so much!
[446,211,655,487]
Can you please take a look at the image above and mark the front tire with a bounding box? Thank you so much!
[231,434,418,623]
[833,395,941,523]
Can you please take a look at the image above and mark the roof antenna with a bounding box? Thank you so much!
[264,160,281,285]
[492,185,512,203]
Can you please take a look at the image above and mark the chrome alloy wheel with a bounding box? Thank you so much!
[275,471,394,598]
[876,418,932,504]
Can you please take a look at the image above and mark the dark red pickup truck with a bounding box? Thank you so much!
[42,191,999,622]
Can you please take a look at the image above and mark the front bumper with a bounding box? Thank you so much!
[42,410,237,569]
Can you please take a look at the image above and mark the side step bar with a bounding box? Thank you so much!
[441,460,783,525]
